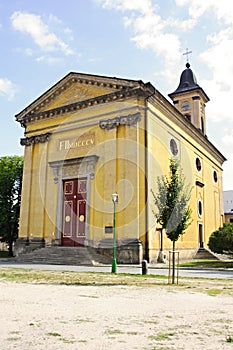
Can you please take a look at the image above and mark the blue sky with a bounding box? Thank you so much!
[1,0,233,189]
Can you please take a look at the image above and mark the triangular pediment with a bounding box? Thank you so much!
[43,81,115,111]
[15,72,142,122]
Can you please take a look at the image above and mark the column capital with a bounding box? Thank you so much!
[20,132,51,146]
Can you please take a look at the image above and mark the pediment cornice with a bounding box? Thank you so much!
[17,82,154,127]
[15,72,150,125]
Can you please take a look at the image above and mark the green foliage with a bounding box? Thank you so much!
[208,223,233,254]
[226,336,233,343]
[0,156,24,256]
[151,159,192,242]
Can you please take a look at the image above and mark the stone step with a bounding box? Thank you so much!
[194,248,219,260]
[16,246,111,265]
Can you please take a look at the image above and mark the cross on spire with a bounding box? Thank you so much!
[183,48,192,63]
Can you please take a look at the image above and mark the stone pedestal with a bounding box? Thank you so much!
[157,250,166,263]
[97,238,143,264]
[14,237,45,256]
[118,239,143,264]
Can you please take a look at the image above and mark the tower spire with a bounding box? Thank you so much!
[168,53,209,136]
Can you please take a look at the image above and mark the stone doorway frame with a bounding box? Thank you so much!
[49,155,99,246]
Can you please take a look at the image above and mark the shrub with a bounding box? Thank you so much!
[208,223,233,254]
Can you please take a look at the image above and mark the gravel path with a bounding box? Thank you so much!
[1,282,233,349]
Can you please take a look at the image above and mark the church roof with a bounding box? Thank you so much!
[168,62,210,101]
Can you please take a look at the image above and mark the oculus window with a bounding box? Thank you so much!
[170,138,178,156]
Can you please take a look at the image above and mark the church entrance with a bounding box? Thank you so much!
[62,178,87,246]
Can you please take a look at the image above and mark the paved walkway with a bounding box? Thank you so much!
[0,260,233,279]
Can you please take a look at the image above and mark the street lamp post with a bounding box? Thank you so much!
[111,193,118,273]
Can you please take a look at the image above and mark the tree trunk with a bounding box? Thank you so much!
[8,230,13,257]
[172,240,175,284]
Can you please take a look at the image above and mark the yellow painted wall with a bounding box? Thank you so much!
[147,100,224,260]
[19,90,147,247]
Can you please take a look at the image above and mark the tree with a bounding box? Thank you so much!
[208,223,233,254]
[0,156,23,256]
[151,159,192,283]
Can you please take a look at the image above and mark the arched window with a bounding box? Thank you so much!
[198,199,203,217]
[181,101,190,111]
[201,117,204,133]
[213,170,218,183]
[196,157,202,172]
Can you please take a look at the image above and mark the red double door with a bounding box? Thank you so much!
[62,178,87,247]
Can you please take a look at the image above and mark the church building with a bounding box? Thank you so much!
[15,62,226,263]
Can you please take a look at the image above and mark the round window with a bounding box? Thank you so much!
[198,200,203,217]
[170,138,178,156]
[213,170,218,183]
[196,157,202,171]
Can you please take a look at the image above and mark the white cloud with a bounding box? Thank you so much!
[11,11,74,56]
[98,0,154,14]
[25,48,34,56]
[176,0,233,25]
[167,17,196,31]
[36,55,62,63]
[222,134,233,145]
[223,152,233,190]
[0,78,17,100]
[198,26,233,122]
[98,0,182,82]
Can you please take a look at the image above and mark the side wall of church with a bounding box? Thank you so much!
[147,101,224,261]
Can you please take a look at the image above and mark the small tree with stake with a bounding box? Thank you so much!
[151,159,192,284]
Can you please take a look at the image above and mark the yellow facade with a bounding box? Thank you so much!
[15,68,226,263]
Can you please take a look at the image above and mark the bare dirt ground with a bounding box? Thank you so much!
[0,279,233,350]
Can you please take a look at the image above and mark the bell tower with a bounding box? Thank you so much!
[168,61,209,136]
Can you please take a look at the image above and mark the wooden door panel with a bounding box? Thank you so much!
[76,199,86,246]
[64,181,74,195]
[62,200,75,246]
[62,178,87,247]
[63,200,73,237]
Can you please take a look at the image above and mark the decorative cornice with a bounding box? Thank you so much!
[99,117,120,130]
[120,112,141,126]
[18,85,150,127]
[20,132,51,146]
[99,112,141,130]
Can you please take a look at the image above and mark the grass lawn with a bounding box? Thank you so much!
[179,259,233,269]
[0,267,232,297]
